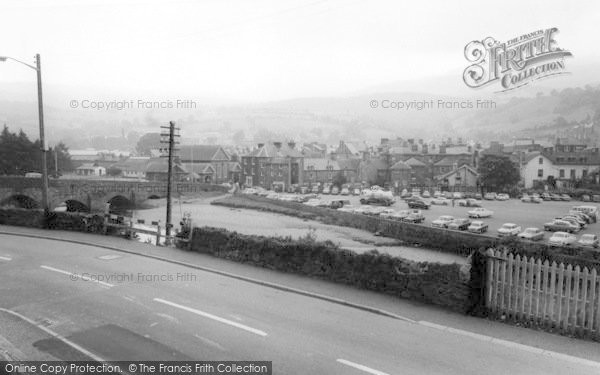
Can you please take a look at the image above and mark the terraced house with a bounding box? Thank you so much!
[241,142,304,190]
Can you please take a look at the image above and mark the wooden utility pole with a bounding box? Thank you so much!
[160,121,179,245]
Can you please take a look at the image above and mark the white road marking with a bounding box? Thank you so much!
[40,265,114,288]
[418,321,600,369]
[0,256,12,261]
[336,359,390,375]
[194,334,227,351]
[153,298,268,337]
[0,308,105,362]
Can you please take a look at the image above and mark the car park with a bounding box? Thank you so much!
[497,223,521,237]
[431,197,449,205]
[467,220,488,233]
[548,231,577,247]
[458,198,482,207]
[518,227,544,241]
[578,234,599,248]
[467,207,494,218]
[407,198,431,209]
[447,218,471,231]
[543,219,580,233]
[431,215,455,228]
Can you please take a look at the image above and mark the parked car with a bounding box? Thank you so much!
[582,194,591,202]
[382,210,411,221]
[568,210,593,224]
[561,215,586,229]
[311,185,320,194]
[550,193,562,201]
[483,192,496,200]
[452,192,464,199]
[331,186,339,195]
[400,189,412,199]
[304,198,322,207]
[571,205,599,223]
[422,190,431,198]
[541,192,552,201]
[518,227,544,241]
[467,220,488,233]
[520,194,531,203]
[443,191,454,199]
[322,185,331,194]
[474,193,482,200]
[431,197,449,205]
[403,210,426,224]
[543,219,580,233]
[497,223,522,237]
[340,187,350,195]
[522,194,541,203]
[407,198,431,210]
[560,194,571,201]
[549,232,577,247]
[431,215,455,228]
[495,193,510,201]
[578,234,599,248]
[433,191,442,198]
[467,207,494,218]
[352,187,361,196]
[458,198,482,207]
[447,218,471,231]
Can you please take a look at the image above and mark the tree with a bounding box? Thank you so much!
[48,142,74,176]
[135,133,161,156]
[107,166,122,176]
[478,154,520,192]
[332,171,347,188]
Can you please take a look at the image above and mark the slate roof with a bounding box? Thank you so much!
[179,145,229,161]
[247,142,303,158]
[390,161,411,170]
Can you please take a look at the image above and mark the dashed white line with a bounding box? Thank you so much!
[336,359,390,375]
[0,308,105,362]
[153,298,268,337]
[40,265,114,288]
[0,256,12,261]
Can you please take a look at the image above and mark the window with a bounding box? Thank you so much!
[583,170,588,178]
[538,157,543,164]
[570,169,576,179]
[537,169,543,177]
[559,169,565,178]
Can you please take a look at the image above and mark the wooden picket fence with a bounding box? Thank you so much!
[485,249,600,337]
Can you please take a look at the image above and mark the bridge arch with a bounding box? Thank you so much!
[63,199,90,213]
[0,194,40,209]
[106,195,134,215]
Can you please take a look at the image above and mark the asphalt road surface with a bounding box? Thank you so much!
[1,234,599,374]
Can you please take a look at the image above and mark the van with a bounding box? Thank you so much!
[571,206,599,223]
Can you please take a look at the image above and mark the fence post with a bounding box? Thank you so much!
[156,224,161,246]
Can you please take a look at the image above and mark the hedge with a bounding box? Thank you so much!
[0,208,107,233]
[189,226,472,312]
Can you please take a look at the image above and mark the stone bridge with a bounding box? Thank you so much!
[0,176,227,212]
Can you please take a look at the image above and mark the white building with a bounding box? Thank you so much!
[520,151,598,188]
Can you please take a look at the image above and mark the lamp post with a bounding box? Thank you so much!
[0,54,49,212]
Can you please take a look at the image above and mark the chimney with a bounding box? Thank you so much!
[408,138,414,145]
[439,145,446,154]
[274,141,282,149]
[287,140,296,149]
[258,143,264,148]
[422,144,429,154]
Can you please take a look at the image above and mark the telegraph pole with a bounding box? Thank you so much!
[160,121,179,244]
[36,54,49,212]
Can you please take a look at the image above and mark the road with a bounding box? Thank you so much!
[1,234,600,374]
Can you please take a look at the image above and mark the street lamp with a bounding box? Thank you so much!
[0,54,49,212]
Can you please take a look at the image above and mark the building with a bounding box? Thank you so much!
[389,160,411,191]
[303,158,340,185]
[144,158,188,182]
[179,145,240,184]
[435,164,479,191]
[75,163,106,177]
[241,142,304,190]
[110,157,150,179]
[332,141,369,160]
[520,147,600,188]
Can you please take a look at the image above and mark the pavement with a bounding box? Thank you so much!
[1,225,600,374]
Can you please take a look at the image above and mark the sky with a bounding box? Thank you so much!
[0,0,599,102]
